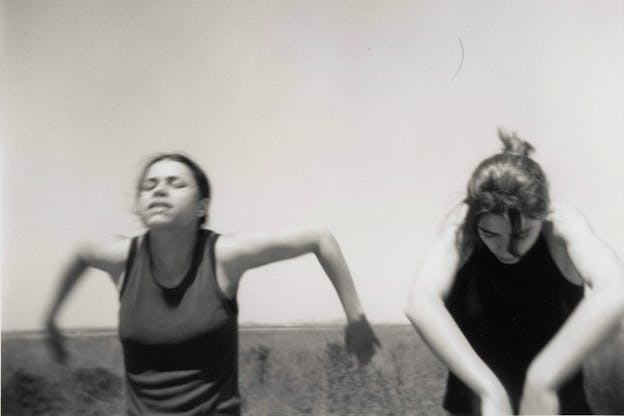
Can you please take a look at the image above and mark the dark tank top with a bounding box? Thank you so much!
[444,233,592,415]
[118,229,241,415]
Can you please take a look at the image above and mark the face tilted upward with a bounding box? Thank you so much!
[137,160,205,230]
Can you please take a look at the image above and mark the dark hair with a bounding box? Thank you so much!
[137,153,211,225]
[459,129,550,257]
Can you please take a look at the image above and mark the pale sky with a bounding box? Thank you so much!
[2,1,623,330]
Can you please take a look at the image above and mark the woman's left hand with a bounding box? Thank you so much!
[519,382,559,415]
[344,315,380,365]
[45,319,69,364]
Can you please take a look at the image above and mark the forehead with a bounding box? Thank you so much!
[143,159,195,180]
[477,213,541,233]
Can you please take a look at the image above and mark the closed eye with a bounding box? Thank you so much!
[479,230,498,238]
[140,179,158,191]
[477,226,498,237]
[169,179,187,188]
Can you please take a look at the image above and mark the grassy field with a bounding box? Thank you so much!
[2,325,623,415]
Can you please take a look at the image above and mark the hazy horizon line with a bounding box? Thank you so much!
[1,321,412,338]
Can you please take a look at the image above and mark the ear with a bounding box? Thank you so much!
[196,198,210,217]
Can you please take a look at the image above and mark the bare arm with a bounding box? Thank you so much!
[216,227,378,363]
[405,204,512,415]
[520,204,624,413]
[44,239,130,362]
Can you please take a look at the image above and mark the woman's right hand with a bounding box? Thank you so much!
[42,240,128,365]
[45,319,68,364]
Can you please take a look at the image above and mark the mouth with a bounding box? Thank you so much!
[148,201,173,210]
[497,255,519,264]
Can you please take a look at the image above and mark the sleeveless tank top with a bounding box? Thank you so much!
[118,229,241,415]
[443,233,592,415]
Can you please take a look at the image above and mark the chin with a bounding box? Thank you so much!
[497,256,521,264]
[142,217,175,229]
[145,218,199,231]
[140,211,176,226]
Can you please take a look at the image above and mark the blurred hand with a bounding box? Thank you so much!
[344,315,380,365]
[45,319,68,364]
[519,382,559,415]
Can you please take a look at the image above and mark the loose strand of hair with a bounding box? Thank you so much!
[497,128,534,158]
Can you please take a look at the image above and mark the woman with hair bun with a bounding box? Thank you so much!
[44,153,379,415]
[405,130,624,415]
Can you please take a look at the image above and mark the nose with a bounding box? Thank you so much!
[497,237,512,256]
[153,181,168,197]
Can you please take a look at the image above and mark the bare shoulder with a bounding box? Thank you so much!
[214,227,324,260]
[409,203,468,298]
[439,202,469,259]
[212,230,271,258]
[78,236,133,276]
[212,232,241,264]
[211,230,283,273]
[210,233,242,299]
[544,203,622,287]
[440,202,469,236]
[212,227,327,299]
[416,202,468,268]
[546,203,592,242]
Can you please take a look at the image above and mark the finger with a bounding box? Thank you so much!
[357,348,375,366]
[47,336,68,363]
[56,347,69,364]
[344,336,354,351]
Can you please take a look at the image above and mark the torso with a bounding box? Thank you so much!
[444,232,591,414]
[118,229,241,415]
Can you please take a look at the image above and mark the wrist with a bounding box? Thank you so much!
[339,291,364,323]
[483,385,507,401]
[346,313,365,324]
[45,310,59,327]
[477,376,508,402]
[345,306,365,323]
[525,361,557,391]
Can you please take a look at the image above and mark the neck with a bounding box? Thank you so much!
[147,225,199,284]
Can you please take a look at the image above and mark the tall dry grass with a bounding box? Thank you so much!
[2,325,623,415]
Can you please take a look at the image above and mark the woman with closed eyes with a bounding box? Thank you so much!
[405,130,624,415]
[44,153,379,415]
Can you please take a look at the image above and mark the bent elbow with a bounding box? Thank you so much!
[404,294,429,328]
[405,306,431,331]
[404,306,420,326]
[312,228,337,254]
[405,287,448,329]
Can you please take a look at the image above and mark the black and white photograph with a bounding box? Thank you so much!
[2,1,624,415]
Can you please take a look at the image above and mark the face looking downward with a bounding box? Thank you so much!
[477,213,543,264]
[137,160,207,230]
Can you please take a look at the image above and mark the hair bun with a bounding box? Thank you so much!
[497,128,534,157]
